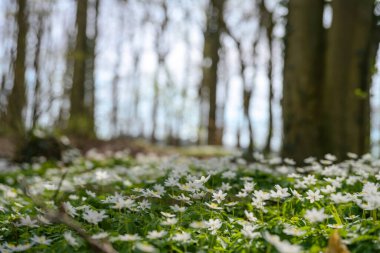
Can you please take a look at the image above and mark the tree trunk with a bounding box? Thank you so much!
[111,12,123,137]
[282,0,325,162]
[85,0,99,137]
[68,0,94,138]
[151,1,169,143]
[151,77,159,143]
[322,0,375,159]
[200,0,225,146]
[260,0,274,154]
[132,52,141,137]
[32,15,44,129]
[4,0,28,138]
[111,56,120,136]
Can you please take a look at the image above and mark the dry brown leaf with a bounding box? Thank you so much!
[326,230,350,253]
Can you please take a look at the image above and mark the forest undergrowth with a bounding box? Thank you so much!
[0,151,379,252]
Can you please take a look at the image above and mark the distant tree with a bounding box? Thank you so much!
[67,0,95,138]
[3,0,28,138]
[31,14,44,129]
[151,0,169,143]
[85,0,100,137]
[200,0,226,145]
[111,37,122,137]
[228,35,256,154]
[258,0,275,154]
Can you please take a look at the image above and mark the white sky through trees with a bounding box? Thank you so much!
[0,0,379,153]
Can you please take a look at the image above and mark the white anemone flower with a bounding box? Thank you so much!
[111,234,141,242]
[172,232,191,243]
[205,202,223,210]
[91,232,109,239]
[264,232,303,253]
[82,209,108,225]
[283,224,306,236]
[241,224,260,239]
[16,215,39,228]
[31,235,52,245]
[244,210,258,222]
[135,242,157,253]
[304,208,328,223]
[305,189,323,203]
[64,232,79,247]
[205,219,222,235]
[161,218,178,226]
[63,202,78,217]
[147,230,167,240]
[212,190,227,204]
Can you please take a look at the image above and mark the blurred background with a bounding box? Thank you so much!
[0,0,379,162]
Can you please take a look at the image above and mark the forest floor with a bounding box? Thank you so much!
[0,150,379,252]
[0,134,378,252]
[0,136,236,160]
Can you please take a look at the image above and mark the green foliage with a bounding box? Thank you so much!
[354,88,368,99]
[0,154,380,252]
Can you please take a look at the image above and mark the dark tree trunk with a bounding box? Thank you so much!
[200,0,225,146]
[259,0,274,154]
[322,0,375,159]
[4,0,28,138]
[68,0,95,138]
[32,15,44,129]
[85,0,99,137]
[282,0,325,162]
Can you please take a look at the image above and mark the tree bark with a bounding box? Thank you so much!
[322,0,374,159]
[85,0,99,137]
[200,0,225,146]
[32,15,44,129]
[4,0,28,138]
[259,0,274,154]
[282,0,325,162]
[68,0,95,138]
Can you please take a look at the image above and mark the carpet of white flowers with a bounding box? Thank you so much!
[1,151,380,253]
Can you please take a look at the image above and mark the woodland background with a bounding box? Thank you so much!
[1,0,380,163]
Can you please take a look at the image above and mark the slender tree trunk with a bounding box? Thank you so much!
[236,123,241,149]
[85,0,99,137]
[4,0,28,138]
[201,0,225,146]
[178,26,190,145]
[264,48,274,154]
[215,49,228,146]
[68,0,94,138]
[260,0,274,154]
[57,18,76,129]
[151,76,159,143]
[111,61,120,136]
[111,20,123,137]
[243,87,254,154]
[151,2,169,143]
[131,51,141,136]
[233,39,255,154]
[282,0,325,162]
[0,73,5,104]
[322,0,375,159]
[32,15,43,129]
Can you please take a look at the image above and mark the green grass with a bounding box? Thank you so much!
[0,153,380,252]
